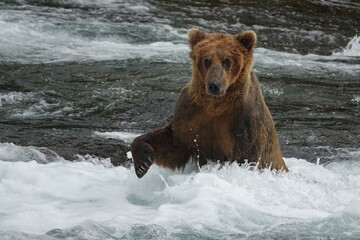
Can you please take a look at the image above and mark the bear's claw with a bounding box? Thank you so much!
[133,142,155,178]
[135,157,153,178]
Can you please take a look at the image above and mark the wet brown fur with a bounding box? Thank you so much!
[131,29,288,178]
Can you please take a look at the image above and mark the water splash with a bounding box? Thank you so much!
[0,144,359,238]
[93,131,141,143]
[333,35,360,57]
[352,95,360,104]
[0,142,63,163]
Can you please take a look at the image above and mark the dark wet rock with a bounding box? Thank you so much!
[55,137,130,167]
[0,127,131,167]
[36,135,131,167]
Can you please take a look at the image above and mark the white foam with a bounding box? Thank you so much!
[0,147,359,237]
[94,131,141,143]
[0,143,62,163]
[9,98,74,119]
[261,83,284,96]
[1,8,358,75]
[333,35,360,57]
[0,92,74,119]
[0,92,34,107]
[352,95,360,104]
[254,47,360,78]
[0,160,132,234]
[126,4,150,12]
[55,0,151,10]
[0,10,188,64]
[343,199,360,217]
[74,154,113,168]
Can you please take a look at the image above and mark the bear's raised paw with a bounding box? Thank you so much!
[131,141,155,178]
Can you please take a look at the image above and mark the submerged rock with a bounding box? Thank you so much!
[32,133,131,167]
[0,128,131,166]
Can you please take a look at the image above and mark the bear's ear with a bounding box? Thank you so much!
[236,30,257,51]
[188,28,206,49]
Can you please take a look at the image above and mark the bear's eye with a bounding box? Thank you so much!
[203,59,212,68]
[223,58,231,70]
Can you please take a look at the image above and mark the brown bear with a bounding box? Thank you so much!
[131,28,288,178]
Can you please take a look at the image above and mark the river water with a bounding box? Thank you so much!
[0,0,360,239]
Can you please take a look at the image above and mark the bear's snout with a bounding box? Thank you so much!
[205,64,227,97]
[207,81,221,96]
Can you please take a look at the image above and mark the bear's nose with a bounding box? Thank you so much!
[207,81,220,96]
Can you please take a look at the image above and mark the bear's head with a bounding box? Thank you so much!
[188,29,256,97]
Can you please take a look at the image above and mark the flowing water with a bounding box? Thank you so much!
[0,0,360,239]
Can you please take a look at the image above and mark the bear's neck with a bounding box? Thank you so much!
[188,72,251,116]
